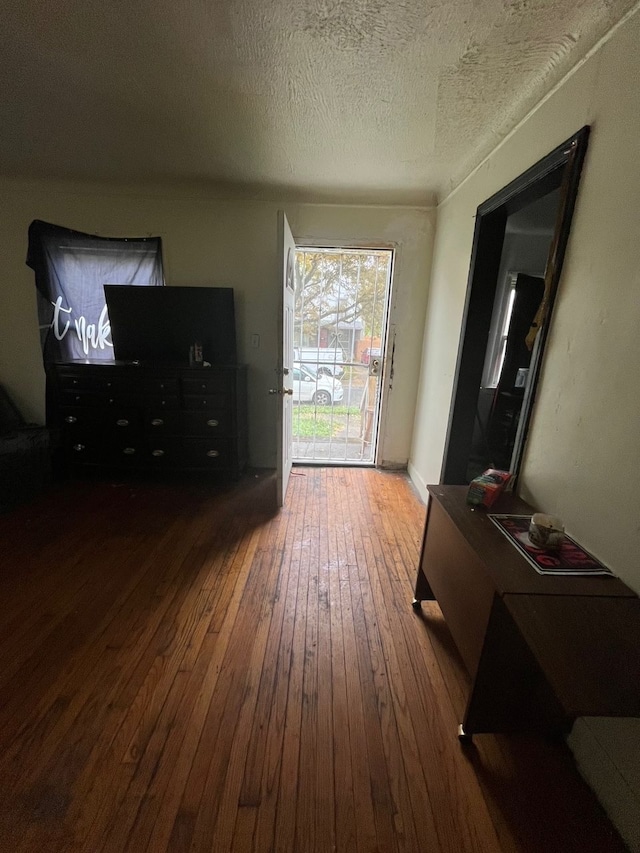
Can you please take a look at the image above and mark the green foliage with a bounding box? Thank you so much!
[292,415,333,438]
[294,249,390,349]
[292,405,360,438]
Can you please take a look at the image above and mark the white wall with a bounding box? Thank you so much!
[409,8,640,849]
[0,180,434,468]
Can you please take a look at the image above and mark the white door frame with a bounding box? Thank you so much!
[291,238,397,467]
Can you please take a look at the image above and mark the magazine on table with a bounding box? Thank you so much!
[488,514,614,576]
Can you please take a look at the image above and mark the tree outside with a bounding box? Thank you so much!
[292,247,392,462]
[294,249,391,361]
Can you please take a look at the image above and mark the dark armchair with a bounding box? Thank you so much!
[0,385,51,511]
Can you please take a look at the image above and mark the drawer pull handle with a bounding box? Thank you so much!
[206,419,219,427]
[151,418,164,427]
[206,449,219,458]
[123,447,136,455]
[72,443,85,452]
[116,419,130,427]
[75,395,81,403]
[65,415,78,424]
[151,449,165,457]
[106,381,112,388]
[201,383,207,390]
[72,379,79,386]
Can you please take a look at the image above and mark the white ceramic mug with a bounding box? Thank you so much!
[529,513,565,549]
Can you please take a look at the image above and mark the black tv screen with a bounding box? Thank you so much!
[104,285,236,365]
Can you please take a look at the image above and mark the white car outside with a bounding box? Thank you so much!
[292,363,344,405]
[293,347,345,377]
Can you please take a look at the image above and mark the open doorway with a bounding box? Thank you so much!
[292,247,393,465]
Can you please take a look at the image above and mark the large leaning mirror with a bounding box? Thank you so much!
[441,127,590,486]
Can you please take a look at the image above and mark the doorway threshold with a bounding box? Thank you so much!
[293,460,375,469]
[293,437,374,465]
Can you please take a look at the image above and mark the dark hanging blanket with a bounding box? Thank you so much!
[26,219,164,363]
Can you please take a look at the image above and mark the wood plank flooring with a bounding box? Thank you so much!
[0,467,626,852]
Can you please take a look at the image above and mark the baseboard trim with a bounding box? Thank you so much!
[407,461,429,504]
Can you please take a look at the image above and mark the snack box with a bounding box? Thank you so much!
[466,469,512,508]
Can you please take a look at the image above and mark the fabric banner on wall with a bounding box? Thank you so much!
[26,220,164,363]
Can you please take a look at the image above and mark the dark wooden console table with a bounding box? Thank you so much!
[413,485,640,740]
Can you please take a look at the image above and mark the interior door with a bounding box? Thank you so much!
[275,211,296,506]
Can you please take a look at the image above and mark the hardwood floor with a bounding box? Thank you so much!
[0,467,625,852]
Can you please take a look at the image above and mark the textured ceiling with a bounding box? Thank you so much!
[0,0,636,204]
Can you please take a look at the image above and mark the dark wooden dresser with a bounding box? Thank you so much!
[46,360,247,477]
[414,485,640,740]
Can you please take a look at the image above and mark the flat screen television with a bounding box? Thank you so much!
[104,285,236,365]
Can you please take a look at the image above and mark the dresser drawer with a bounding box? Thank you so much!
[58,371,114,393]
[61,435,105,464]
[138,376,179,394]
[106,393,180,410]
[144,411,184,435]
[108,438,231,469]
[182,374,231,395]
[108,438,184,467]
[103,410,142,435]
[107,375,180,395]
[59,407,105,432]
[182,411,230,436]
[183,394,228,411]
[179,438,232,468]
[143,394,180,410]
[108,439,148,466]
[144,438,186,467]
[61,389,107,407]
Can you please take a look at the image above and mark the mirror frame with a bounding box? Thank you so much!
[441,126,590,486]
